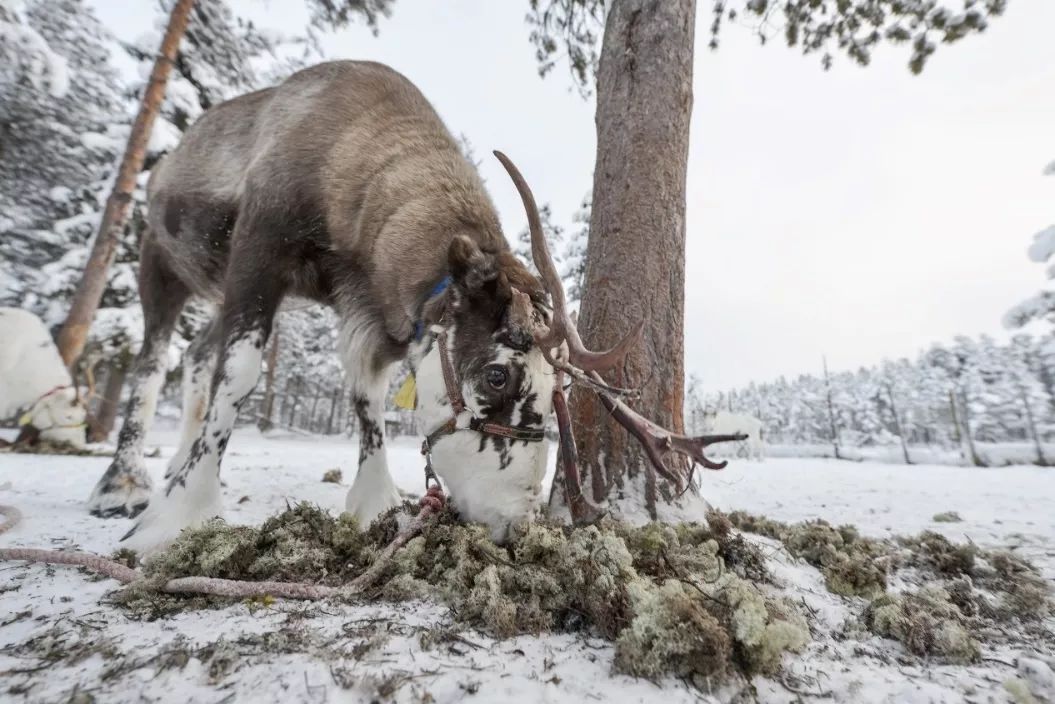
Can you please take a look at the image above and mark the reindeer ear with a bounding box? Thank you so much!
[448,235,498,295]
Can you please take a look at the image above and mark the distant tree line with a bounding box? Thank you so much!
[688,334,1054,466]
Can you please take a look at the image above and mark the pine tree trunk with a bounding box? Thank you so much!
[823,357,841,460]
[258,321,280,431]
[55,0,196,368]
[326,384,342,435]
[561,0,696,522]
[309,385,323,432]
[1018,385,1047,466]
[885,383,911,464]
[88,358,129,443]
[950,389,982,466]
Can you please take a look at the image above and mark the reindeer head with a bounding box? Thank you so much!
[24,386,88,448]
[411,152,744,541]
[411,236,556,543]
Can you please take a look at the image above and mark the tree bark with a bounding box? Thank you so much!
[55,0,196,367]
[563,0,697,521]
[88,358,130,443]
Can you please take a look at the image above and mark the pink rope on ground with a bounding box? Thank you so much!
[0,546,138,583]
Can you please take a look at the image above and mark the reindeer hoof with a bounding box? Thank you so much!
[121,483,222,556]
[90,500,149,519]
[87,466,153,519]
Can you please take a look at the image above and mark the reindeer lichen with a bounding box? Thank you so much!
[865,587,979,663]
[125,503,811,683]
[900,531,976,576]
[780,520,890,598]
[615,580,731,681]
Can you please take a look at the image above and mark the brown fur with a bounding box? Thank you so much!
[147,60,534,347]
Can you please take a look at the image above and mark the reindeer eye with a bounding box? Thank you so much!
[485,366,508,390]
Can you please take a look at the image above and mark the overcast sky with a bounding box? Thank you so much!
[92,0,1055,390]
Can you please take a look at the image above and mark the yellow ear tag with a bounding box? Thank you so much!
[18,411,33,427]
[393,375,417,410]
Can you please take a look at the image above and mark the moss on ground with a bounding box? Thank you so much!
[117,503,1053,680]
[728,510,1054,662]
[123,503,804,684]
[728,512,890,597]
[865,587,980,663]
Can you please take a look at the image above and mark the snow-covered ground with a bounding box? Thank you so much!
[1,426,1053,703]
[763,441,1055,468]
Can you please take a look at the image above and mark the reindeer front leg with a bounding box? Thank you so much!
[339,316,401,526]
[345,381,402,527]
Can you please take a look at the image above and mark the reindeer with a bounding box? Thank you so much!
[0,307,88,449]
[87,61,738,553]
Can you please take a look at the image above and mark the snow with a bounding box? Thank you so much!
[80,129,125,153]
[47,186,72,204]
[148,116,183,155]
[2,427,1053,703]
[0,3,69,98]
[766,440,1055,467]
[1029,225,1055,264]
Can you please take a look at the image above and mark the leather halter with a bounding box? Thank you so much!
[419,327,547,488]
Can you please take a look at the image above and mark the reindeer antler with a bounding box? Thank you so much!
[493,150,641,374]
[494,151,744,497]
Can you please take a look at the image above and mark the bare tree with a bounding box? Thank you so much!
[884,383,911,465]
[949,390,983,467]
[822,357,841,460]
[55,0,196,367]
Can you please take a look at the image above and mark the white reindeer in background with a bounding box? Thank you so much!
[704,410,765,461]
[0,307,88,449]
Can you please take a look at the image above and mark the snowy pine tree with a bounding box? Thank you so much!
[562,190,590,307]
[513,202,564,277]
[0,0,125,311]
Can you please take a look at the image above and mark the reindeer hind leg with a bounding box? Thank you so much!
[122,235,287,553]
[88,232,189,518]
